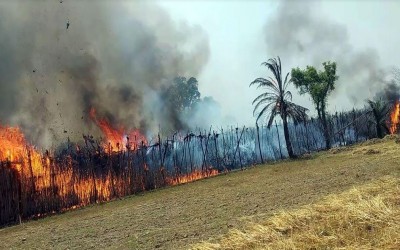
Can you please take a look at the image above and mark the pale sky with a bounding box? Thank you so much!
[157,0,400,126]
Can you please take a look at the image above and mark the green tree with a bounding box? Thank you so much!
[291,62,338,149]
[367,99,390,138]
[166,76,200,112]
[250,57,308,158]
[160,76,201,131]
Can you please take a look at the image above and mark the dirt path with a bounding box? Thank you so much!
[0,139,399,249]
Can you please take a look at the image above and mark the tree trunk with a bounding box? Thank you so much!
[375,115,383,138]
[256,123,264,164]
[316,104,322,121]
[281,114,295,158]
[275,121,283,159]
[321,105,331,149]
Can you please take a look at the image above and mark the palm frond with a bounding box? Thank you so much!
[286,101,309,124]
[251,56,307,127]
[283,72,291,91]
[253,100,276,117]
[251,92,277,105]
[255,104,272,123]
[284,90,292,101]
[367,99,390,123]
[262,61,281,88]
[250,77,276,89]
[267,105,279,128]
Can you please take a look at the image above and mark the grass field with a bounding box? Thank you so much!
[192,175,400,249]
[0,137,399,249]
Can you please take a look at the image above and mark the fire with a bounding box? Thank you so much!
[0,125,46,175]
[89,107,147,152]
[1,123,219,225]
[0,125,27,161]
[0,124,121,206]
[389,100,400,134]
[167,168,218,186]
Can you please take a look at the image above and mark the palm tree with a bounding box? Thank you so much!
[367,99,390,138]
[250,57,308,158]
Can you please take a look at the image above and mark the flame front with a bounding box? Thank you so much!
[167,168,218,186]
[0,125,27,162]
[89,107,147,152]
[0,125,44,175]
[0,123,218,222]
[0,124,125,208]
[389,100,400,134]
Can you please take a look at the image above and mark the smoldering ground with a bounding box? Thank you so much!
[0,1,210,147]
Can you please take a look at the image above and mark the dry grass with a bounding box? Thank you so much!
[191,176,400,250]
[0,138,399,249]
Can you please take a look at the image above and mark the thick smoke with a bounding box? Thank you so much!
[377,67,400,102]
[0,1,209,147]
[264,0,399,109]
[374,80,400,103]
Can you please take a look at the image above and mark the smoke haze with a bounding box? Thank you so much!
[264,0,400,108]
[1,0,399,147]
[0,1,209,147]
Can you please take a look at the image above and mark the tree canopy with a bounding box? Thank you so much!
[367,99,390,138]
[250,56,308,158]
[165,76,200,112]
[250,58,308,128]
[291,61,338,149]
[291,62,338,118]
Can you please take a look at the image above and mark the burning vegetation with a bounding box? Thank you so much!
[389,100,400,134]
[89,107,147,152]
[0,0,400,230]
[2,102,399,227]
[0,120,221,226]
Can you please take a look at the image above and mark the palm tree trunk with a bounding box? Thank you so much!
[282,114,295,158]
[256,123,264,164]
[375,114,384,138]
[376,123,383,138]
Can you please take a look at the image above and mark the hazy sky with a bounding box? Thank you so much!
[156,0,400,126]
[2,0,398,137]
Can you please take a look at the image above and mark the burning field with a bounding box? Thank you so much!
[0,118,219,226]
[0,135,399,249]
[0,1,400,249]
[1,98,400,227]
[0,1,217,227]
[389,100,400,134]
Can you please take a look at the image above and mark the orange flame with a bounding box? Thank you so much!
[89,107,147,152]
[0,125,27,162]
[0,124,135,210]
[0,125,45,175]
[389,100,400,134]
[0,123,219,222]
[167,168,218,186]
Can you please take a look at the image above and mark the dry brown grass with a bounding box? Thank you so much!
[0,138,399,249]
[192,176,400,250]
